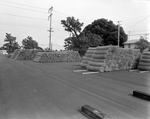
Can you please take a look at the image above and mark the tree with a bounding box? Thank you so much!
[135,36,149,52]
[82,18,128,46]
[64,37,74,50]
[62,17,104,56]
[3,33,20,53]
[61,16,83,38]
[64,34,103,56]
[22,36,42,49]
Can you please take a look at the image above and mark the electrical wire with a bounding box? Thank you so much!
[122,15,150,22]
[53,10,90,23]
[0,0,47,10]
[126,15,150,29]
[130,30,150,32]
[0,22,48,29]
[1,0,149,26]
[0,4,47,13]
[129,33,150,36]
[0,12,48,21]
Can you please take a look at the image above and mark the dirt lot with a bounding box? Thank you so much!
[0,56,150,119]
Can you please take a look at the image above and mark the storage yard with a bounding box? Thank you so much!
[0,48,150,119]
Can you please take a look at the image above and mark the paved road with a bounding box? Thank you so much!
[0,56,150,119]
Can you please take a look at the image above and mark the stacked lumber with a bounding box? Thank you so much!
[86,46,141,72]
[138,52,150,71]
[80,47,97,67]
[11,49,39,60]
[33,51,82,63]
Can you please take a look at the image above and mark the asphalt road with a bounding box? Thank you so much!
[0,56,150,119]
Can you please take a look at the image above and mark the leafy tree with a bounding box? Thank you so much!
[64,37,74,50]
[3,33,20,53]
[82,18,128,46]
[0,46,5,50]
[64,34,103,56]
[135,36,149,52]
[62,17,127,56]
[61,16,83,38]
[62,17,104,56]
[22,36,42,49]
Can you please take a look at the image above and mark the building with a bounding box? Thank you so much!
[124,39,139,49]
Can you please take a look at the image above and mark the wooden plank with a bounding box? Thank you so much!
[73,70,87,72]
[133,90,150,101]
[139,71,149,73]
[82,72,99,74]
[129,69,139,72]
[81,105,113,119]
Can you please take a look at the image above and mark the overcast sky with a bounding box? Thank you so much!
[0,0,150,50]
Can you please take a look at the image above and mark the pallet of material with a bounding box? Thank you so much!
[80,47,97,67]
[138,52,150,71]
[81,46,141,72]
[11,49,40,60]
[33,51,82,63]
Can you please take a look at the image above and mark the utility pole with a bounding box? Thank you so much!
[144,33,149,40]
[48,6,53,50]
[117,21,121,47]
[128,31,130,40]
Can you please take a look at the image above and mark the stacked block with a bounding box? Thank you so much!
[33,51,82,63]
[11,49,20,59]
[138,52,150,71]
[11,49,39,60]
[80,47,97,67]
[82,46,141,72]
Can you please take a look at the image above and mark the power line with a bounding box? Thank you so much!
[1,0,90,24]
[122,15,150,22]
[129,33,150,36]
[0,4,47,13]
[0,22,48,29]
[130,30,150,32]
[0,29,48,35]
[126,15,150,29]
[0,12,48,21]
[53,10,91,24]
[0,12,61,25]
[0,0,47,10]
[52,35,64,39]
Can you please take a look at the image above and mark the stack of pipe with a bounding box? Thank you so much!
[138,52,150,71]
[82,46,141,72]
[80,47,97,67]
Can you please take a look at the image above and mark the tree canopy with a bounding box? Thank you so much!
[64,34,103,56]
[82,18,128,46]
[135,36,149,52]
[3,33,20,53]
[61,17,104,55]
[61,17,128,56]
[61,16,83,38]
[22,36,43,50]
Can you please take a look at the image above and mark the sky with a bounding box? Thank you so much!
[0,0,150,50]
